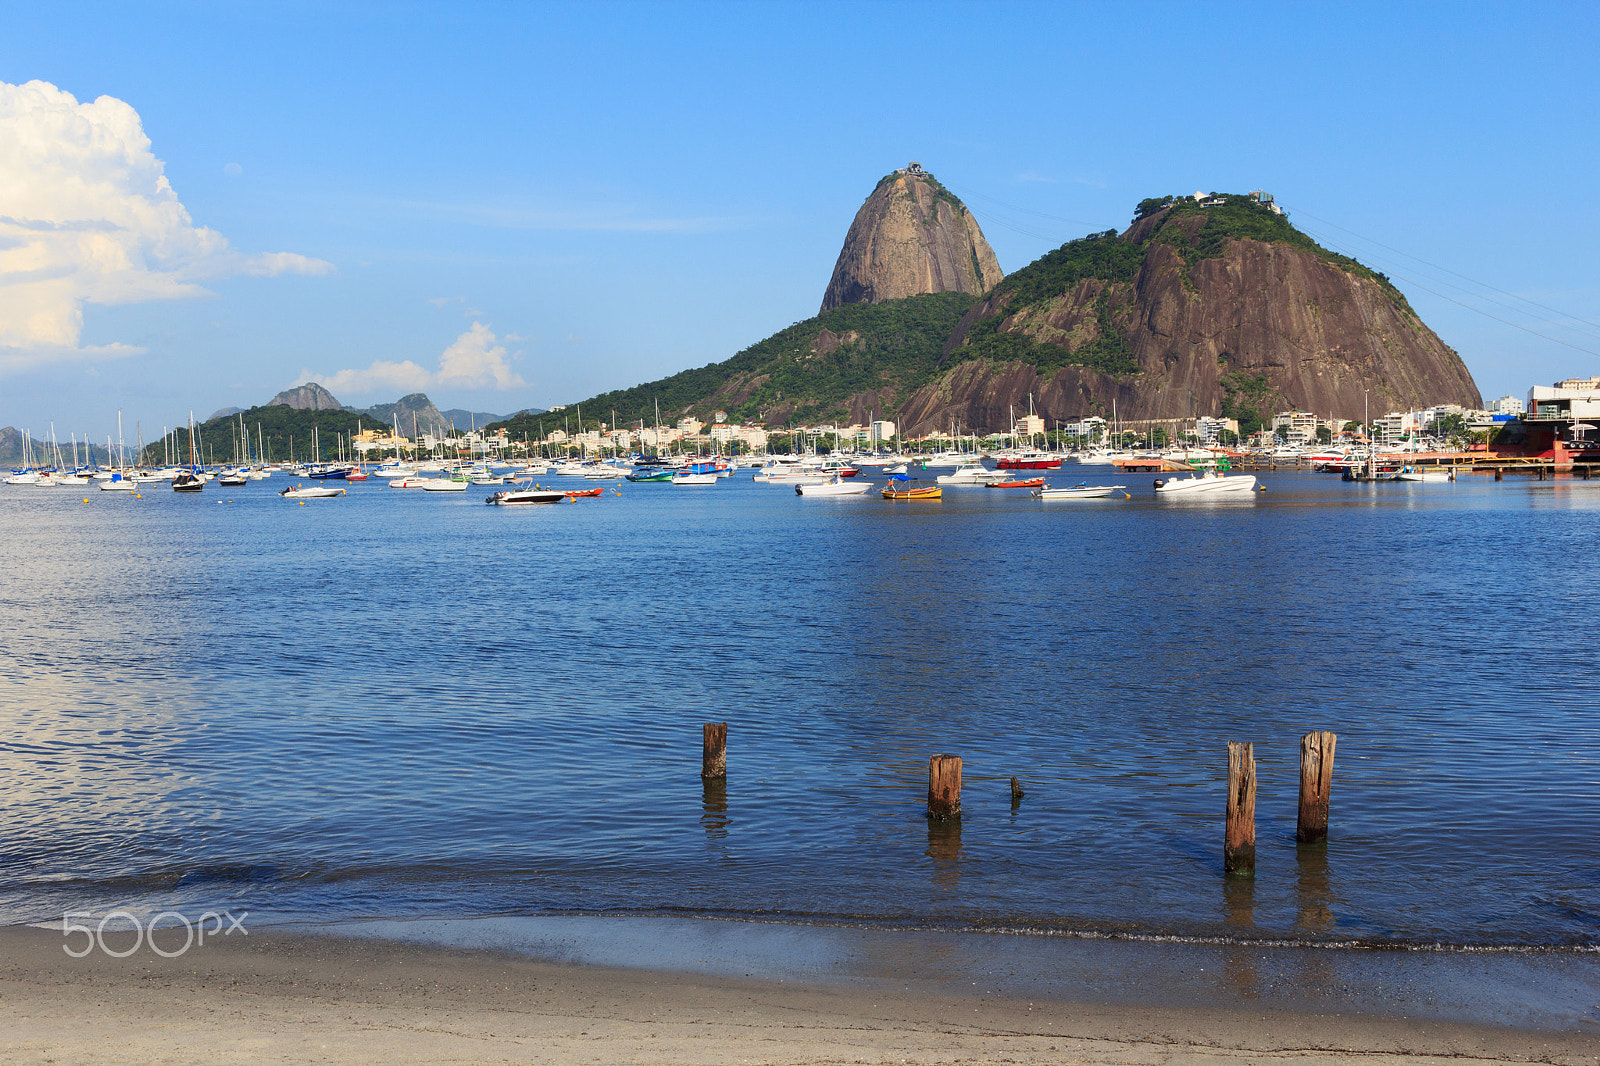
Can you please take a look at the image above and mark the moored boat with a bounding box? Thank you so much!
[279,484,346,498]
[935,463,1006,486]
[796,477,873,496]
[881,483,941,500]
[486,483,567,505]
[987,477,1046,489]
[996,451,1062,470]
[1033,483,1130,500]
[1152,470,1259,495]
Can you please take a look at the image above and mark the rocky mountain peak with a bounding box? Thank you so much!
[821,163,1003,312]
[270,382,343,411]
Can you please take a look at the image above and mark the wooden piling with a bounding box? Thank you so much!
[1296,731,1337,844]
[701,722,727,779]
[1224,742,1256,874]
[1494,468,1503,481]
[1010,775,1025,806]
[927,755,962,818]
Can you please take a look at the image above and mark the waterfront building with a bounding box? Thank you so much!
[1528,379,1600,421]
[1271,410,1319,444]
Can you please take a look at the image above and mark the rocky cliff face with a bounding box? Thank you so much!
[821,166,1002,312]
[898,195,1481,433]
[270,383,343,411]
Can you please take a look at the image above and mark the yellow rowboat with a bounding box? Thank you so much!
[881,484,941,500]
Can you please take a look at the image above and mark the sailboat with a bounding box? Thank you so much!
[173,414,204,491]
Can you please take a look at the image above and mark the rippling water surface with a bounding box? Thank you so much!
[0,470,1596,948]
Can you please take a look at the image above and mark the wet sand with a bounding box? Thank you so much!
[2,923,1597,1064]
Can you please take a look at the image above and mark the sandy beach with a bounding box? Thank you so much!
[1,924,1596,1065]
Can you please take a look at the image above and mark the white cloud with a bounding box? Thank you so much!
[0,340,143,375]
[1016,170,1057,184]
[0,79,332,366]
[299,322,527,398]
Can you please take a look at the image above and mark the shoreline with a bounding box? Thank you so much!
[3,919,1597,1064]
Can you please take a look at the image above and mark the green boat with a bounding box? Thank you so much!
[624,469,674,482]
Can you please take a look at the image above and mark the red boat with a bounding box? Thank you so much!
[987,477,1046,489]
[996,452,1062,470]
[564,487,605,498]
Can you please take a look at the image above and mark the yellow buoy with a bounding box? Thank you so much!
[299,501,306,506]
[82,498,89,503]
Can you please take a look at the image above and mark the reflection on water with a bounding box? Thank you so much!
[925,818,961,891]
[1295,845,1335,934]
[0,474,1598,948]
[700,778,728,843]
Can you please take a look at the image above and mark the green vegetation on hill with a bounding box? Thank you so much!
[951,229,1144,377]
[139,405,380,465]
[491,292,976,436]
[945,193,1416,375]
[1138,194,1408,306]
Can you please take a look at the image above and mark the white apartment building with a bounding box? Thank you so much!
[1271,411,1320,443]
[1192,416,1238,443]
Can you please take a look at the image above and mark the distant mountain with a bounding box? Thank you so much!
[0,426,111,466]
[269,382,343,410]
[503,188,1480,436]
[208,406,245,421]
[439,408,509,429]
[0,427,22,466]
[139,403,377,466]
[354,393,448,436]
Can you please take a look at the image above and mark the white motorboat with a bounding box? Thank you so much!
[486,483,567,505]
[280,484,346,498]
[389,476,430,488]
[936,463,1006,486]
[421,478,469,492]
[1152,471,1259,495]
[1033,483,1129,500]
[1396,466,1454,482]
[671,472,718,485]
[796,477,873,496]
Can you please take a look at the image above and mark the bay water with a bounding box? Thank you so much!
[0,469,1596,953]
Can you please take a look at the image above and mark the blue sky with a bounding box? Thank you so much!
[3,0,1598,437]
